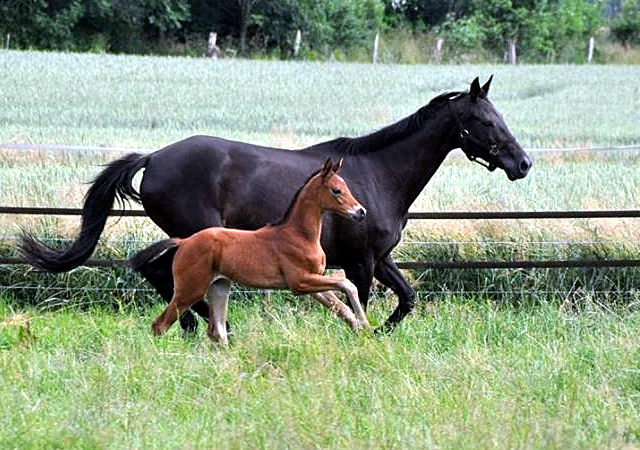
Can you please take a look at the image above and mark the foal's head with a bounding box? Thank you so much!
[313,158,366,222]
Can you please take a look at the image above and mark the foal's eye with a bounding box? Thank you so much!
[331,188,342,196]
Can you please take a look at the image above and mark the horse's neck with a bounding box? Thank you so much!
[366,108,457,213]
[279,186,324,244]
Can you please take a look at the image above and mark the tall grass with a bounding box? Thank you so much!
[2,52,640,449]
[1,51,639,148]
[2,297,640,449]
[1,51,640,304]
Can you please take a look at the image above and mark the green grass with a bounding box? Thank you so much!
[2,51,640,449]
[2,296,640,449]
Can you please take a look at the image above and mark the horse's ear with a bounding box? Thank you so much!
[482,74,493,96]
[470,77,482,102]
[332,158,343,173]
[322,157,333,179]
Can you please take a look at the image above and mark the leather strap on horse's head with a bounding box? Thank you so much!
[447,99,515,172]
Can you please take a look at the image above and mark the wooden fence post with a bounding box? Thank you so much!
[293,29,302,57]
[586,37,594,63]
[506,38,517,64]
[207,32,220,59]
[372,33,379,64]
[434,37,444,63]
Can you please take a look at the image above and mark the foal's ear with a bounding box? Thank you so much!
[332,158,343,173]
[322,157,333,179]
[470,77,482,102]
[482,74,493,96]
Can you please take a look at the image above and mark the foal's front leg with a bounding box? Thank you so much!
[206,278,231,344]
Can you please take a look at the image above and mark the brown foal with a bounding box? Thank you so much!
[137,158,370,343]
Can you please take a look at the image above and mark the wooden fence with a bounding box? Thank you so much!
[2,206,640,270]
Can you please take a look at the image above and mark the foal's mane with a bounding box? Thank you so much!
[323,90,465,155]
[270,167,324,227]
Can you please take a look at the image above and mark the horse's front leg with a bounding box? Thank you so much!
[374,255,416,332]
[291,273,370,329]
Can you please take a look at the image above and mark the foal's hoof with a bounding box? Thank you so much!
[151,322,165,336]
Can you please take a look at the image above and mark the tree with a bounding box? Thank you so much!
[611,0,640,47]
[440,0,603,62]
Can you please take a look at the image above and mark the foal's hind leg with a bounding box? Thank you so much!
[291,273,370,329]
[151,260,214,337]
[206,278,231,344]
[313,292,358,330]
[135,249,200,335]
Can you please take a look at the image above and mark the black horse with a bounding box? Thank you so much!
[20,76,531,332]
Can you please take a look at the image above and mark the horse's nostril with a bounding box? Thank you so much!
[520,158,532,173]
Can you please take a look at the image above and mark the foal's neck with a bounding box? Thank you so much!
[279,183,324,243]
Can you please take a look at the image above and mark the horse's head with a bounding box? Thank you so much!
[450,76,532,181]
[318,158,366,222]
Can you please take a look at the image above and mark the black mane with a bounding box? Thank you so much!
[321,91,465,155]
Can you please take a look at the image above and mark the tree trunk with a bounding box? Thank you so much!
[238,0,259,55]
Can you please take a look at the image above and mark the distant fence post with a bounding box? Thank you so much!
[434,37,444,63]
[586,37,595,63]
[207,32,220,59]
[5,33,9,49]
[293,29,302,57]
[372,33,379,64]
[506,38,517,64]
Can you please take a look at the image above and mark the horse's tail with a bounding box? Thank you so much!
[19,153,150,272]
[129,238,180,272]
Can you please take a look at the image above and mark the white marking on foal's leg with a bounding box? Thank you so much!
[206,277,231,344]
[339,278,370,329]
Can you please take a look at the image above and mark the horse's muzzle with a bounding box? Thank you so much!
[350,207,367,222]
[507,154,532,180]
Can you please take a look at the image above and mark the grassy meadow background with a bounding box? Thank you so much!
[1,50,640,448]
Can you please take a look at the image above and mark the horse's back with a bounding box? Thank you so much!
[139,135,327,237]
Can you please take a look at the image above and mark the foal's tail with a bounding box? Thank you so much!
[19,153,149,272]
[129,239,180,272]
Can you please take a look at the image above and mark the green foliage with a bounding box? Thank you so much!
[439,0,603,62]
[611,0,640,46]
[1,0,632,62]
[0,0,83,50]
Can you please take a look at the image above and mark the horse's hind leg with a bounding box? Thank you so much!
[206,278,231,344]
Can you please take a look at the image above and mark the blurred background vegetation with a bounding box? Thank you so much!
[1,0,640,63]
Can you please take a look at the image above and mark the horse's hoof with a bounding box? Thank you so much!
[179,312,199,336]
[373,323,395,335]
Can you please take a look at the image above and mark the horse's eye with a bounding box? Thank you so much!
[481,120,495,127]
[331,188,342,196]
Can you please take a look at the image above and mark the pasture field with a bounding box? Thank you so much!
[2,295,640,449]
[1,50,640,148]
[2,51,640,448]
